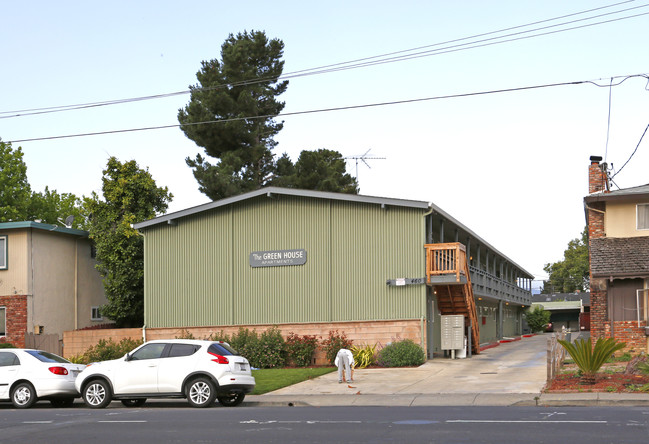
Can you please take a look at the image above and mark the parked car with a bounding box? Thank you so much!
[0,349,86,408]
[75,339,255,408]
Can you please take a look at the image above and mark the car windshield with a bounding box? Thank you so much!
[208,342,240,356]
[25,350,70,363]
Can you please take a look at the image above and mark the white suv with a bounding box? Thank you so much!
[75,339,255,408]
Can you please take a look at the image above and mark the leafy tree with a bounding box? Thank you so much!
[85,157,172,327]
[179,30,288,200]
[28,186,86,229]
[270,149,358,194]
[524,305,551,332]
[0,140,31,222]
[542,228,589,293]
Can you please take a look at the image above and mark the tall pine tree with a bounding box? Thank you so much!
[178,30,288,200]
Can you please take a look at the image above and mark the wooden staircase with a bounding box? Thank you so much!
[425,243,480,355]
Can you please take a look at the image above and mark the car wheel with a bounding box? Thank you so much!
[83,379,112,409]
[121,399,147,407]
[186,377,216,408]
[217,392,245,407]
[50,397,75,408]
[11,382,37,409]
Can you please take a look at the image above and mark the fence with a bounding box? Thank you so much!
[25,333,62,355]
[547,329,569,382]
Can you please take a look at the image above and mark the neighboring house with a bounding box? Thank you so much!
[531,292,590,332]
[131,187,533,360]
[584,156,649,353]
[0,222,108,353]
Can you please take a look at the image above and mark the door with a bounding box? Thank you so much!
[112,343,167,394]
[0,351,20,399]
[426,291,436,359]
[156,343,201,393]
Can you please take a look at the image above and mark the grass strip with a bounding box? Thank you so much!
[251,367,336,395]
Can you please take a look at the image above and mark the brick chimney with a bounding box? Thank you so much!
[588,155,609,194]
[587,155,606,239]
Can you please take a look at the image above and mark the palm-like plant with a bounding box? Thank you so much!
[557,337,626,384]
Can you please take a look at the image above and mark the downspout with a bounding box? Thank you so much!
[423,206,434,356]
[74,239,78,330]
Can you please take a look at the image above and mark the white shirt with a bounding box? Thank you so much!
[334,348,355,367]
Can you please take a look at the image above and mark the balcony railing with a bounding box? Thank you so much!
[425,242,467,284]
[425,242,532,305]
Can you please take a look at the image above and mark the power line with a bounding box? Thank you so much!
[8,75,646,144]
[1,1,647,119]
[611,121,649,178]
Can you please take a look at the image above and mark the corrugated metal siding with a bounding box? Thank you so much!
[231,197,331,325]
[144,195,426,327]
[330,201,425,321]
[144,209,233,328]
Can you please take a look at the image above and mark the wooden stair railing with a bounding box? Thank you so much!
[425,243,480,355]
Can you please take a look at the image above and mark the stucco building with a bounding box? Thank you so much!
[0,222,108,352]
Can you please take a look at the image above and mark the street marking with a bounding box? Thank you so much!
[23,421,53,424]
[241,420,362,425]
[447,420,607,424]
[98,420,147,423]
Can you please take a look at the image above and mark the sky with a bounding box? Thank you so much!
[1,1,648,286]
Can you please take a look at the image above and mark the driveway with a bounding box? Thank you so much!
[269,333,549,396]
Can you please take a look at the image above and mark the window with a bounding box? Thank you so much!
[0,352,19,367]
[609,279,645,321]
[0,235,6,270]
[91,306,102,321]
[168,343,200,358]
[0,307,5,336]
[129,343,166,361]
[208,342,240,356]
[25,350,69,363]
[638,204,649,230]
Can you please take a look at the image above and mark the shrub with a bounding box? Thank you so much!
[377,339,425,367]
[321,330,353,364]
[207,330,231,343]
[524,305,551,333]
[229,327,261,366]
[82,337,143,364]
[285,332,319,367]
[351,343,378,369]
[0,343,16,349]
[175,329,196,339]
[558,337,626,384]
[257,326,286,369]
[66,354,86,364]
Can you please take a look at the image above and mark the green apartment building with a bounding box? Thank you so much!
[133,187,533,359]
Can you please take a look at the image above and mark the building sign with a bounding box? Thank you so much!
[386,277,426,286]
[250,249,307,268]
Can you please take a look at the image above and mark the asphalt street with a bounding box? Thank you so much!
[1,404,648,444]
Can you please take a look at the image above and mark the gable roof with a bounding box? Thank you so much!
[133,187,430,230]
[585,183,649,204]
[0,221,88,237]
[590,236,649,278]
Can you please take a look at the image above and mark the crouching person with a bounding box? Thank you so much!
[335,348,355,383]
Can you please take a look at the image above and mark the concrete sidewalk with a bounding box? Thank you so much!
[243,334,649,407]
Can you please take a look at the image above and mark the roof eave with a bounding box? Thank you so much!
[133,187,430,230]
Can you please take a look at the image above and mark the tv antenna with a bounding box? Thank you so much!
[344,149,386,181]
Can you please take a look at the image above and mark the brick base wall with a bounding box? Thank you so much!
[63,319,423,364]
[0,295,28,348]
[602,320,648,354]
